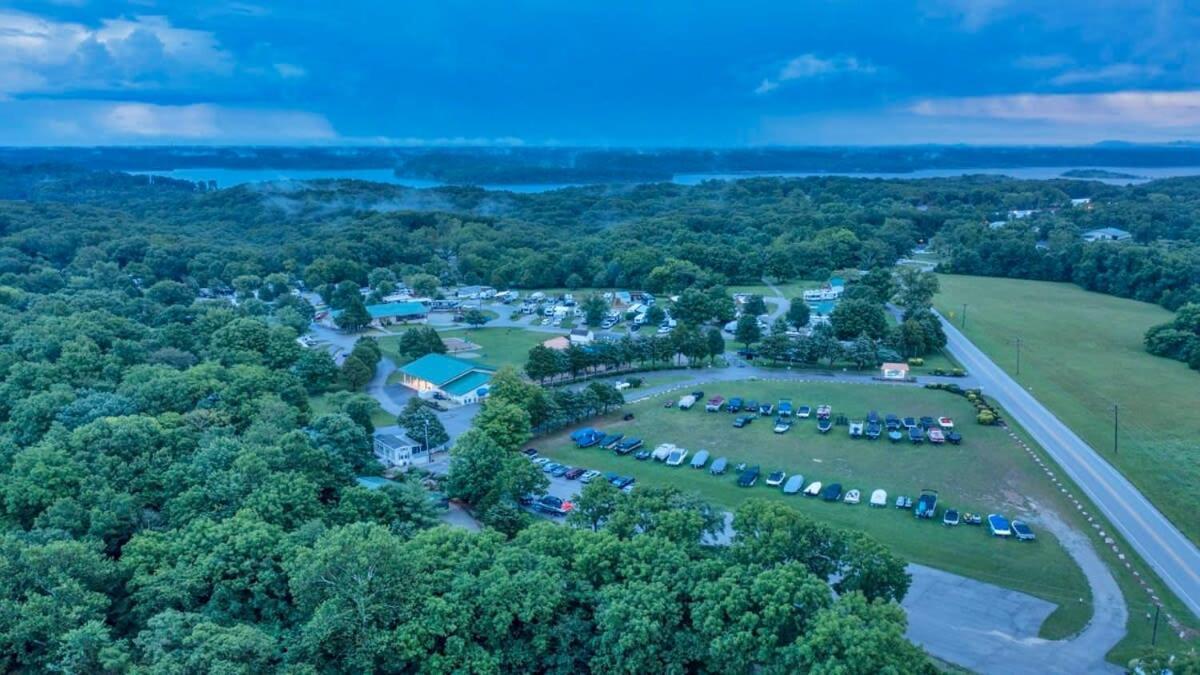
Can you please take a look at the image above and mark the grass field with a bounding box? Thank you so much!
[309,390,395,428]
[539,379,1095,637]
[934,275,1200,546]
[382,327,548,374]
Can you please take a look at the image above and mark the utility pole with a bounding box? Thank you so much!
[1151,604,1160,646]
[961,303,968,329]
[1014,337,1023,376]
[424,415,433,464]
[1112,403,1119,454]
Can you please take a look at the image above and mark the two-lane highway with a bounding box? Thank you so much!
[938,313,1200,618]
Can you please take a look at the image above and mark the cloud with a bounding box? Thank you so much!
[0,10,294,97]
[273,63,307,79]
[908,90,1200,127]
[1014,53,1074,70]
[0,99,338,144]
[1049,63,1162,86]
[755,53,876,94]
[925,0,1012,31]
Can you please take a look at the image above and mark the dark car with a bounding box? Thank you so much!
[634,449,652,461]
[737,465,761,487]
[600,434,624,449]
[613,476,636,489]
[691,390,705,400]
[623,413,635,421]
[728,397,743,413]
[733,416,752,428]
[744,400,759,415]
[564,468,585,480]
[551,464,570,478]
[615,438,643,454]
[534,495,574,516]
[521,447,539,458]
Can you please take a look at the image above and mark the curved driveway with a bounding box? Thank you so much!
[939,313,1200,618]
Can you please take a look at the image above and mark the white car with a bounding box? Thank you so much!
[580,470,602,483]
[532,457,551,466]
[665,448,690,466]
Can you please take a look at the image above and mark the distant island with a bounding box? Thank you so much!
[1062,169,1144,179]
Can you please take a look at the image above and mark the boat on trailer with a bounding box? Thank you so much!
[817,417,833,434]
[914,489,938,519]
[927,428,946,444]
[848,421,864,438]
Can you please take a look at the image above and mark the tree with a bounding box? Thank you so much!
[525,344,564,383]
[568,479,621,531]
[397,326,446,358]
[859,267,898,304]
[780,592,932,674]
[447,429,545,517]
[397,398,449,451]
[334,298,372,333]
[846,334,880,370]
[833,532,911,602]
[340,356,373,390]
[293,349,339,393]
[896,268,939,309]
[705,328,726,364]
[743,294,767,317]
[463,308,490,329]
[786,300,810,329]
[830,299,888,340]
[735,314,761,348]
[406,273,441,298]
[472,399,532,452]
[645,304,666,326]
[582,294,609,327]
[672,288,712,325]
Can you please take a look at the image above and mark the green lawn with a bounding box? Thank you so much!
[309,390,395,428]
[934,275,1200,547]
[539,379,1094,637]
[381,327,550,375]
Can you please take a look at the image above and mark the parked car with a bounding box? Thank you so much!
[542,462,561,473]
[551,464,570,478]
[535,495,574,516]
[728,397,744,413]
[737,465,760,487]
[564,468,586,480]
[613,476,636,489]
[733,416,752,428]
[705,396,725,412]
[521,447,539,458]
[532,457,551,467]
[580,470,602,483]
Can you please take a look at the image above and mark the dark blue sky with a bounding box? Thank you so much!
[2,1,1198,145]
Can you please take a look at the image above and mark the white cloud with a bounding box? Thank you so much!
[273,62,307,79]
[0,10,293,96]
[0,99,338,144]
[1050,63,1162,86]
[1014,54,1074,70]
[754,53,875,95]
[908,90,1200,127]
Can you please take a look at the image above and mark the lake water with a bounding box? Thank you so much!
[133,165,1200,192]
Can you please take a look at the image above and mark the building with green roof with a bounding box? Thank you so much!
[397,353,495,404]
[328,301,428,328]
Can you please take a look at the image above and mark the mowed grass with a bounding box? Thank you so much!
[381,327,548,374]
[539,379,1093,635]
[934,275,1200,545]
[309,391,395,428]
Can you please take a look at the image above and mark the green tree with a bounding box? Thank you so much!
[397,397,449,451]
[735,314,761,348]
[472,399,532,453]
[645,304,666,326]
[705,327,726,364]
[568,479,621,531]
[780,592,932,674]
[463,308,490,329]
[672,288,713,325]
[896,268,939,309]
[334,298,372,333]
[582,294,609,327]
[743,294,768,316]
[830,299,888,340]
[786,300,810,328]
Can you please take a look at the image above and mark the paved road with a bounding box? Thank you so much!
[939,312,1200,619]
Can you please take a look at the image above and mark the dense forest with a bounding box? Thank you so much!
[1,162,1199,668]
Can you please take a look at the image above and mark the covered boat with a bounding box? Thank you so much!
[908,427,924,443]
[927,428,946,444]
[865,421,882,439]
[817,418,833,433]
[848,421,864,437]
[988,513,1012,537]
[914,489,938,519]
[843,489,861,504]
[816,404,832,419]
[782,474,805,494]
[803,481,822,496]
[821,483,843,501]
[943,509,960,526]
[710,457,728,475]
[888,430,903,443]
[690,450,710,469]
[869,489,888,507]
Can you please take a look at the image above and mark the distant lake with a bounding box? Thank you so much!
[132,164,1200,192]
[673,166,1200,186]
[130,168,580,193]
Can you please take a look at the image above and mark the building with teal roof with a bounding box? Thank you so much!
[329,301,427,328]
[396,353,495,404]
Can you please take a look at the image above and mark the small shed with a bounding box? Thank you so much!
[881,362,910,381]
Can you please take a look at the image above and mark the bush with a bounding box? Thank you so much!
[931,368,945,376]
[627,377,644,388]
[977,410,997,425]
[907,357,925,366]
[951,368,966,377]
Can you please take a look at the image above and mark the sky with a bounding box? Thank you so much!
[2,0,1199,146]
